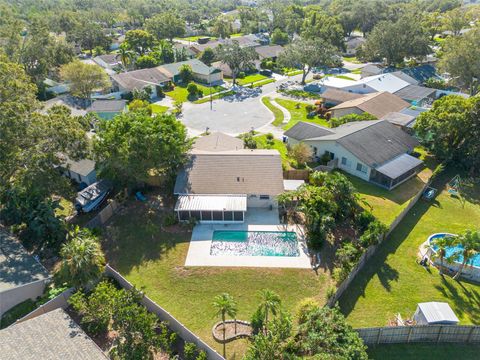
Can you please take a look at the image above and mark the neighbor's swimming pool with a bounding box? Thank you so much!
[210,230,299,257]
[429,233,480,268]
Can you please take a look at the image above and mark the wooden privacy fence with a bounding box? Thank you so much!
[357,325,480,345]
[85,200,120,229]
[105,265,225,360]
[283,169,310,180]
[327,180,431,307]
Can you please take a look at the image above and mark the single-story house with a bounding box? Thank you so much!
[93,54,122,71]
[285,120,423,189]
[344,36,365,56]
[111,67,171,98]
[173,43,196,59]
[87,99,127,120]
[329,91,410,119]
[158,59,223,85]
[174,133,284,223]
[0,309,108,359]
[413,302,459,326]
[43,79,70,95]
[393,84,437,106]
[60,156,97,186]
[0,230,50,317]
[320,88,365,107]
[360,64,383,78]
[254,45,284,61]
[189,34,263,55]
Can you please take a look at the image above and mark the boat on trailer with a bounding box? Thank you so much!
[75,180,112,213]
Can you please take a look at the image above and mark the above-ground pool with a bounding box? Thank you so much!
[210,230,299,257]
[428,233,480,268]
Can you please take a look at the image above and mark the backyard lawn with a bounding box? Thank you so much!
[101,199,333,358]
[253,134,293,169]
[275,98,330,130]
[165,83,225,103]
[339,169,480,328]
[368,343,480,359]
[261,97,284,126]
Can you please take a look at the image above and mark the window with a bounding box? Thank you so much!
[223,211,233,221]
[313,147,318,156]
[178,211,190,221]
[201,211,212,221]
[233,211,244,221]
[341,157,347,165]
[356,162,367,174]
[212,211,223,221]
[259,195,270,200]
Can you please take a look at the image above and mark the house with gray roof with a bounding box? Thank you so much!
[158,59,223,85]
[111,67,171,98]
[0,230,50,317]
[285,120,423,190]
[0,308,107,359]
[87,99,127,120]
[174,133,284,223]
[59,155,97,186]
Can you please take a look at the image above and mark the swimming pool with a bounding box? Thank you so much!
[210,230,299,257]
[428,233,480,268]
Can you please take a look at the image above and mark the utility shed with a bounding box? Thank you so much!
[414,302,459,325]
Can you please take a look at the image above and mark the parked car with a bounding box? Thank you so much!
[260,69,272,76]
[75,180,112,213]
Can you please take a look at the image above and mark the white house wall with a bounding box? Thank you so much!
[341,83,376,94]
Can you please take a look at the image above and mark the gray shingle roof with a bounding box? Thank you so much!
[390,71,419,85]
[320,88,365,104]
[330,92,409,118]
[284,122,334,141]
[174,150,284,196]
[94,54,120,66]
[88,100,126,112]
[62,156,96,177]
[254,45,284,59]
[0,229,50,292]
[193,132,244,153]
[158,59,219,77]
[381,112,415,127]
[0,309,108,360]
[393,84,437,102]
[112,68,170,92]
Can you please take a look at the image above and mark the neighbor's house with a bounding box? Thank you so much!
[344,36,365,56]
[43,78,70,96]
[0,309,108,359]
[93,54,122,73]
[381,112,416,131]
[0,230,50,318]
[188,34,264,55]
[158,59,223,85]
[59,155,97,186]
[173,43,196,59]
[87,99,127,120]
[111,67,171,99]
[319,88,365,107]
[173,132,284,223]
[285,120,423,190]
[254,44,284,61]
[329,91,410,119]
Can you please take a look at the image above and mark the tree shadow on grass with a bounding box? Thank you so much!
[338,196,432,317]
[434,276,480,324]
[100,199,190,275]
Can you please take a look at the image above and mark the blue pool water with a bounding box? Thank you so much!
[210,230,299,257]
[429,233,480,267]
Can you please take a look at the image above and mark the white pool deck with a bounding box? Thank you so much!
[184,208,311,268]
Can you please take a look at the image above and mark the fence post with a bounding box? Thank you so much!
[376,328,383,345]
[467,326,476,343]
[407,326,413,343]
[436,326,443,343]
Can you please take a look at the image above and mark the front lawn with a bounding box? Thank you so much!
[253,134,293,169]
[101,199,333,358]
[261,97,284,126]
[150,104,169,114]
[368,343,480,360]
[275,98,330,130]
[339,169,480,328]
[342,56,362,64]
[236,73,268,86]
[165,83,225,103]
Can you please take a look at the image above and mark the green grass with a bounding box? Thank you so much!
[150,104,169,114]
[230,33,243,38]
[343,56,362,64]
[350,68,362,75]
[343,173,427,226]
[275,98,330,130]
[55,197,74,218]
[193,90,235,104]
[286,69,303,76]
[102,201,332,358]
[175,35,217,42]
[335,75,356,81]
[165,83,225,103]
[0,299,36,329]
[236,73,268,86]
[251,78,275,87]
[368,343,480,360]
[254,134,293,169]
[339,169,480,328]
[261,97,284,126]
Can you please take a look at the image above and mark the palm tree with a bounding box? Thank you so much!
[55,226,105,289]
[212,293,237,358]
[116,44,134,70]
[452,230,480,280]
[430,235,456,275]
[258,289,281,332]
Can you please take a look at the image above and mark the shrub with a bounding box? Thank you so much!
[179,64,194,83]
[355,210,376,233]
[196,350,208,360]
[184,342,198,360]
[163,213,178,226]
[187,82,199,99]
[250,306,265,335]
[288,142,313,166]
[359,220,388,248]
[238,71,246,79]
[305,104,315,113]
[128,99,152,115]
[296,298,320,325]
[326,285,336,301]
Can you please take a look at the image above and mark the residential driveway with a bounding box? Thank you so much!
[181,74,306,136]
